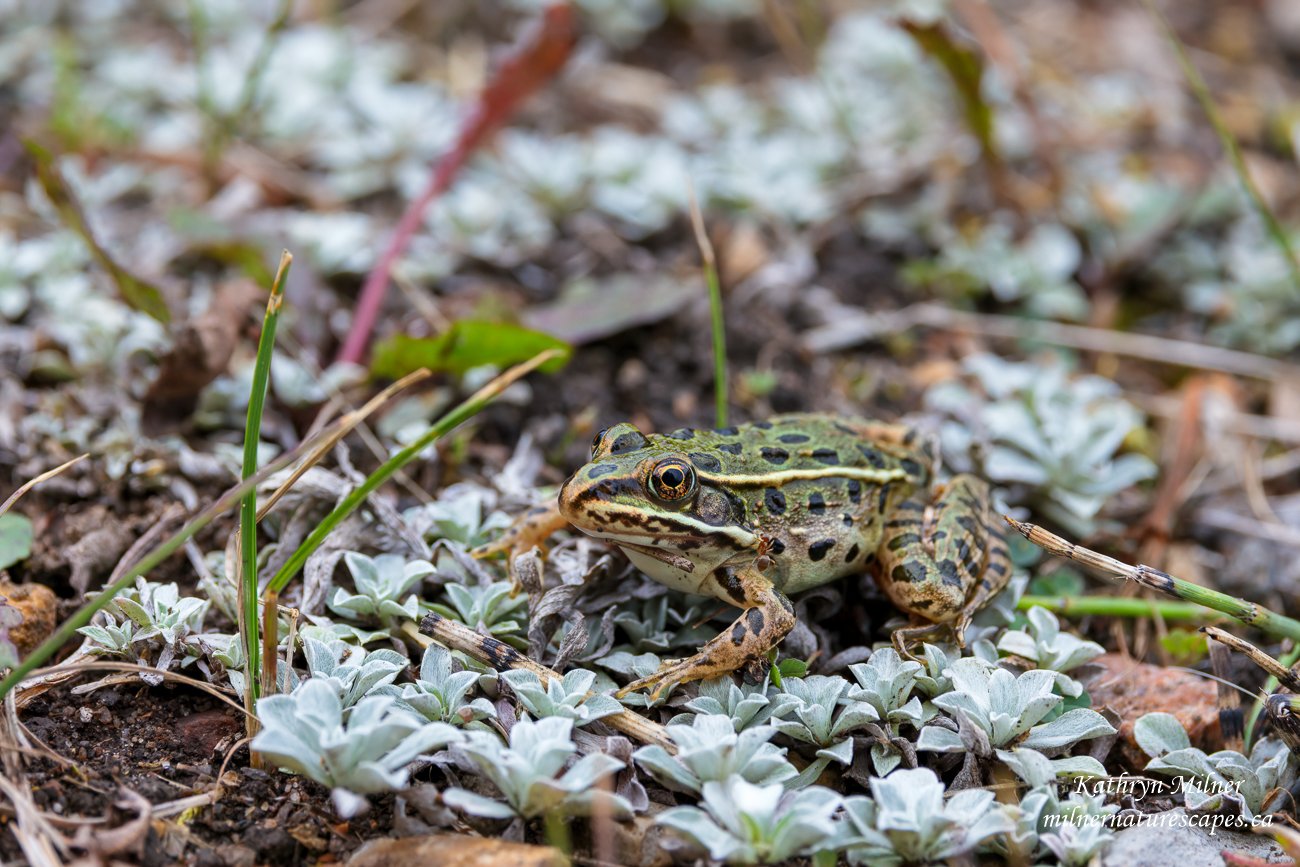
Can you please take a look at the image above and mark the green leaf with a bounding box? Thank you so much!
[778,658,809,679]
[900,20,998,166]
[25,140,171,323]
[0,514,33,571]
[370,321,571,379]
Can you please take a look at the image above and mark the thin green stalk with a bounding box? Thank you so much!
[0,372,429,702]
[229,0,293,135]
[238,251,291,708]
[0,448,301,700]
[264,349,563,597]
[1017,594,1219,622]
[1145,0,1300,290]
[687,186,727,428]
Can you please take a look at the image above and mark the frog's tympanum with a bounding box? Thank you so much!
[488,413,1011,698]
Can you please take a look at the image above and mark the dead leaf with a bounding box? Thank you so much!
[348,834,568,867]
[142,279,263,435]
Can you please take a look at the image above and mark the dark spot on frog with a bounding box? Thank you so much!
[888,533,921,551]
[716,567,749,604]
[723,490,748,524]
[988,560,1008,576]
[668,428,694,440]
[717,442,742,455]
[808,492,825,514]
[765,488,786,515]
[938,559,963,588]
[610,431,649,454]
[761,447,789,465]
[904,428,918,444]
[587,463,618,479]
[892,561,928,584]
[857,444,886,468]
[776,593,794,615]
[752,421,772,429]
[900,458,923,476]
[808,539,835,561]
[731,622,747,645]
[877,488,889,514]
[778,433,809,444]
[690,452,723,473]
[714,426,739,436]
[847,479,861,503]
[911,598,934,610]
[768,538,785,555]
[834,422,856,436]
[845,543,860,563]
[570,476,642,507]
[842,513,854,527]
[812,448,838,465]
[746,608,765,634]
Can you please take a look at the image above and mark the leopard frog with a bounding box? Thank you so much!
[485,413,1011,698]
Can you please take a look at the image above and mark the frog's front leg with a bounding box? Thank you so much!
[875,475,1012,656]
[616,565,795,701]
[470,500,571,591]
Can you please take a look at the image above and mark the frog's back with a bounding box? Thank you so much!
[644,414,929,594]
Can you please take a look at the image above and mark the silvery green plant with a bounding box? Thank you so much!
[681,676,798,732]
[443,717,632,821]
[79,579,209,683]
[847,649,931,775]
[252,678,460,818]
[925,354,1156,535]
[499,668,621,726]
[374,644,495,728]
[836,767,1014,867]
[657,775,842,865]
[402,483,512,548]
[770,675,881,786]
[904,220,1089,321]
[633,713,797,796]
[998,606,1105,676]
[612,595,716,653]
[292,637,407,710]
[328,551,434,627]
[427,581,528,650]
[1135,712,1297,818]
[994,747,1114,863]
[912,641,998,699]
[916,658,1114,762]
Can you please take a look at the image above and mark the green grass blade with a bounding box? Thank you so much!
[238,251,291,706]
[1145,0,1300,290]
[1017,594,1218,622]
[688,186,727,428]
[264,349,564,596]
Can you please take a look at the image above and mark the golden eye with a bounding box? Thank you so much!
[591,429,608,459]
[649,458,696,503]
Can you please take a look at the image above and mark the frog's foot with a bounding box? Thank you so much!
[470,500,569,592]
[890,621,961,660]
[616,576,795,701]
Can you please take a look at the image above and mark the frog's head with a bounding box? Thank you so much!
[558,422,757,580]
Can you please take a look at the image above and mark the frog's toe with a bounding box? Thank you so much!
[616,662,687,701]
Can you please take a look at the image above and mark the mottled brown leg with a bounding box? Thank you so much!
[876,475,1012,658]
[470,499,570,592]
[616,567,795,701]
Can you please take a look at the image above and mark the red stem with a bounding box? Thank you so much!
[337,3,576,366]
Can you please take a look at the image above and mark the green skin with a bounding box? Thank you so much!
[554,413,1013,697]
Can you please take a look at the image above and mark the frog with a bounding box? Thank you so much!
[479,413,1012,698]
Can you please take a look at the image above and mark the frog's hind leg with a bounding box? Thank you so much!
[876,475,1012,656]
[616,566,795,701]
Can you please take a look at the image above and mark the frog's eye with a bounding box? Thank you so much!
[649,458,696,503]
[591,429,609,459]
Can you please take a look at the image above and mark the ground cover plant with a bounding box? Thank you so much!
[5,1,1300,865]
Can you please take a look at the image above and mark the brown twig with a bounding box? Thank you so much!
[803,302,1300,382]
[415,613,676,752]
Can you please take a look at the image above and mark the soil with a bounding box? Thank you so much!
[8,684,390,865]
